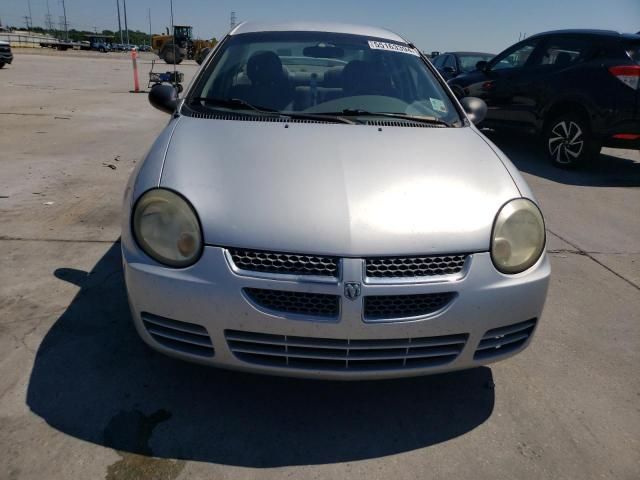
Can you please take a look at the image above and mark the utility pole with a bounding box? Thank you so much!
[230,11,237,30]
[122,0,129,45]
[148,8,152,46]
[26,0,33,30]
[61,0,69,40]
[116,0,123,44]
[45,0,55,36]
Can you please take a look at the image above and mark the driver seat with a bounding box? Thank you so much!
[245,51,293,110]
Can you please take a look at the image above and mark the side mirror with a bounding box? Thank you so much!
[149,84,178,114]
[443,66,456,75]
[475,60,488,72]
[460,96,487,125]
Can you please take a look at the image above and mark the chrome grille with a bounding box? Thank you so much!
[244,288,339,318]
[364,292,456,320]
[142,313,214,357]
[365,254,468,278]
[474,319,537,360]
[229,248,338,277]
[226,330,468,371]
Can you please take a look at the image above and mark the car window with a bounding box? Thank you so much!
[491,40,539,70]
[626,41,640,64]
[432,55,444,68]
[444,55,456,69]
[458,54,493,72]
[191,31,461,124]
[535,37,591,66]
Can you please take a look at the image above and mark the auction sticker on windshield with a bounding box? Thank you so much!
[430,98,447,113]
[368,40,420,56]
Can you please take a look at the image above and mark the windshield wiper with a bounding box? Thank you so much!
[283,112,357,124]
[336,109,453,127]
[190,97,355,124]
[191,97,279,113]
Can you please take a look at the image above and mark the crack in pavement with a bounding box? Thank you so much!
[547,229,639,291]
[1,235,636,289]
[0,236,119,244]
[548,249,640,255]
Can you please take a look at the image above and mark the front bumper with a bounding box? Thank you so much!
[0,51,13,64]
[123,241,550,380]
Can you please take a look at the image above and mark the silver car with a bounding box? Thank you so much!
[122,22,550,380]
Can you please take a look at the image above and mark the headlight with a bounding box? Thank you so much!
[491,198,545,274]
[132,189,203,267]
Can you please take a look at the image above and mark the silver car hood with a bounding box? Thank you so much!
[160,118,520,256]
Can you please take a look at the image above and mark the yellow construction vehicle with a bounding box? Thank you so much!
[152,25,215,65]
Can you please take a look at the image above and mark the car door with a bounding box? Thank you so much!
[480,38,543,127]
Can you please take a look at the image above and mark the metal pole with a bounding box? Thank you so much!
[116,0,123,44]
[61,0,68,41]
[27,0,33,30]
[148,8,152,46]
[170,0,177,84]
[123,0,129,45]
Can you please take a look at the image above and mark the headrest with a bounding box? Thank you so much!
[247,51,285,84]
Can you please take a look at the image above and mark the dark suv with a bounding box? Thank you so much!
[449,30,640,167]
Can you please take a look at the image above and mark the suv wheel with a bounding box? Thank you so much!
[0,62,5,69]
[544,113,598,168]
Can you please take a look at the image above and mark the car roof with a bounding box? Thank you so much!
[230,21,406,43]
[529,29,639,40]
[446,51,494,56]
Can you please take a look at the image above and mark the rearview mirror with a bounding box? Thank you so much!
[149,84,178,114]
[303,44,344,59]
[475,60,488,72]
[460,96,487,125]
[443,66,456,75]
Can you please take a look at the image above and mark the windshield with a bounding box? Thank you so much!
[458,54,493,72]
[189,31,462,125]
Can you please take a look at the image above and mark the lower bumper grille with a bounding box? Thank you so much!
[142,312,214,357]
[244,288,339,319]
[364,292,456,320]
[474,319,537,360]
[225,330,467,371]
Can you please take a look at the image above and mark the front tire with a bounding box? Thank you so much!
[544,113,598,168]
[0,62,5,69]
[161,44,183,65]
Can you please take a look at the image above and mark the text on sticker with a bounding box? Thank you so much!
[368,40,420,57]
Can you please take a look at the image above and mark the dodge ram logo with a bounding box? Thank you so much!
[344,282,362,300]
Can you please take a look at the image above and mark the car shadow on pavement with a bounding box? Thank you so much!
[27,242,495,467]
[485,131,640,188]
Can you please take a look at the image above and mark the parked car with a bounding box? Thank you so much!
[91,41,111,53]
[449,30,640,167]
[0,40,13,68]
[123,21,550,380]
[432,51,494,79]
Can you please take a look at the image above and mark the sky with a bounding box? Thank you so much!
[1,0,639,53]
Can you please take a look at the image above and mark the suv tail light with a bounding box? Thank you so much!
[609,65,640,90]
